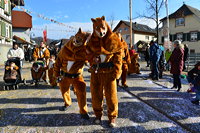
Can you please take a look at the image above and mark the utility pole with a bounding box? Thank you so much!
[129,0,133,48]
[165,0,170,48]
[156,0,159,44]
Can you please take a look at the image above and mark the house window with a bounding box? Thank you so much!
[190,49,195,54]
[5,24,9,38]
[190,32,198,42]
[175,18,185,26]
[152,37,154,40]
[145,36,149,40]
[5,1,9,13]
[177,33,183,41]
[126,35,130,40]
[118,28,122,33]
[124,27,128,31]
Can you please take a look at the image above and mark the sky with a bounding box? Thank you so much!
[14,0,200,40]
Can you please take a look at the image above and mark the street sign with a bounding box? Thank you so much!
[163,27,168,36]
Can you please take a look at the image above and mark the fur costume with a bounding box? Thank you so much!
[33,47,50,81]
[48,58,57,87]
[128,52,140,74]
[116,35,131,87]
[31,62,48,81]
[53,28,90,115]
[33,47,50,62]
[87,16,123,123]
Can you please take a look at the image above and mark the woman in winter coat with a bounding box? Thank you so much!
[169,40,184,91]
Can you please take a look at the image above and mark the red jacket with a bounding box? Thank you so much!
[169,47,184,75]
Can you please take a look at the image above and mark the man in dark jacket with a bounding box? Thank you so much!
[183,44,189,71]
[149,40,162,80]
[144,44,150,67]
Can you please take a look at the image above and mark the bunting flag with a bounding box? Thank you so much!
[11,3,77,30]
[32,27,77,33]
[43,28,47,43]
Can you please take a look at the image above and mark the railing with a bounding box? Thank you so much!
[186,53,200,71]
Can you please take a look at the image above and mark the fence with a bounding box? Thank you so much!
[186,53,200,71]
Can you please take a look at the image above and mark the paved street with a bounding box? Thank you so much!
[0,62,199,133]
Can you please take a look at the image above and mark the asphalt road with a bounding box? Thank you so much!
[0,62,199,133]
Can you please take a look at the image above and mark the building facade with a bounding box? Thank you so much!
[0,0,13,64]
[12,10,32,43]
[160,4,200,53]
[113,20,156,49]
[0,0,24,65]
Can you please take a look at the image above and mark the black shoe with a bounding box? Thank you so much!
[81,113,90,120]
[59,105,70,111]
[191,100,199,105]
[177,88,181,92]
[122,84,128,88]
[171,86,177,89]
[152,77,159,80]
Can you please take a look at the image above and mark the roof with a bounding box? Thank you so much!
[113,20,156,35]
[160,4,200,21]
[12,10,32,28]
[13,35,32,44]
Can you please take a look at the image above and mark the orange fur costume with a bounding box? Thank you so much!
[54,28,90,115]
[48,58,57,87]
[31,63,48,81]
[33,47,50,81]
[128,52,140,74]
[33,47,50,62]
[87,16,123,124]
[116,35,131,87]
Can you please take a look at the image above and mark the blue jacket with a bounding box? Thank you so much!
[149,43,162,62]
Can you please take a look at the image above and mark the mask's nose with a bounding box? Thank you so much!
[100,32,105,37]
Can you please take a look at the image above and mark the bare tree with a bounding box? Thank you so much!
[139,0,165,43]
[108,13,115,30]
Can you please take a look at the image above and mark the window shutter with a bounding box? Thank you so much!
[183,33,186,41]
[1,21,4,36]
[198,32,200,41]
[2,22,6,37]
[187,33,190,41]
[9,26,12,39]
[174,34,177,40]
[1,0,5,9]
[8,1,11,15]
[170,35,172,41]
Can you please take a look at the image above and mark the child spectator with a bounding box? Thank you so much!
[4,62,19,81]
[187,62,200,105]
